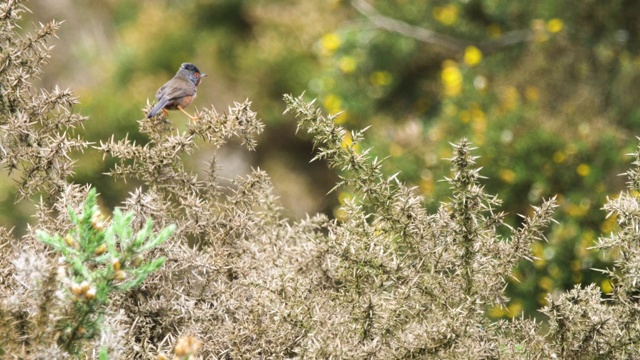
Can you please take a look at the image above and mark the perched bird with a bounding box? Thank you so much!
[147,62,207,121]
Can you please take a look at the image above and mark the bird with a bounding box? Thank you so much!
[147,62,207,121]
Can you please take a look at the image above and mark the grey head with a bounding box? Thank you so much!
[177,62,207,86]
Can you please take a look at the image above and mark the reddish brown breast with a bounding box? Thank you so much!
[165,95,195,110]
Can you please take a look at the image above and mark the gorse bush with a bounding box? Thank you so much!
[34,189,174,356]
[3,1,640,358]
[317,0,625,317]
[0,1,88,201]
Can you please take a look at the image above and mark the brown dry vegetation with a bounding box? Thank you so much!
[2,1,640,359]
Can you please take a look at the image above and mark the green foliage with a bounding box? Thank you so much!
[35,188,174,354]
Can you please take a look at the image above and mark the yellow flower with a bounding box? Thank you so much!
[499,169,517,184]
[433,4,459,26]
[338,56,357,73]
[341,132,359,152]
[533,258,546,270]
[338,191,353,204]
[546,18,564,33]
[441,60,462,96]
[501,86,520,110]
[538,276,554,291]
[420,177,434,195]
[335,111,349,124]
[487,306,507,318]
[600,213,617,233]
[552,151,566,164]
[565,203,588,218]
[323,94,342,113]
[511,271,523,282]
[333,207,347,221]
[370,71,393,86]
[576,163,590,177]
[320,33,341,54]
[580,229,595,247]
[531,242,544,260]
[464,46,482,66]
[507,300,524,317]
[323,94,348,124]
[601,279,613,294]
[537,292,550,306]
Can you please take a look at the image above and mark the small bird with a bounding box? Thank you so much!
[147,62,207,121]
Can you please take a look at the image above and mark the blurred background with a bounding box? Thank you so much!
[10,0,640,318]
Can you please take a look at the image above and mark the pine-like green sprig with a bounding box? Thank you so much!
[35,188,175,355]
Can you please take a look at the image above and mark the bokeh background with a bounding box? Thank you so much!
[10,0,640,318]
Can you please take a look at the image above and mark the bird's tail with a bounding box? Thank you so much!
[147,100,167,118]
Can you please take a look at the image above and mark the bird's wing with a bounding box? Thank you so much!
[156,77,196,102]
[155,83,168,100]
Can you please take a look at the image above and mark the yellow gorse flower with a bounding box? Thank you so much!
[433,5,459,26]
[464,46,483,66]
[338,56,357,73]
[576,163,590,177]
[370,71,393,86]
[546,18,564,33]
[441,60,463,96]
[320,33,341,55]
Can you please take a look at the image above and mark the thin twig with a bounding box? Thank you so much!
[351,0,534,54]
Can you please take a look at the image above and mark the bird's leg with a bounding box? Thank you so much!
[178,105,199,122]
[162,108,168,117]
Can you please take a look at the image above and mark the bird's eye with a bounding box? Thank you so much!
[195,73,200,78]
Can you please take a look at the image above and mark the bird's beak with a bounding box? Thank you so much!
[202,74,208,77]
